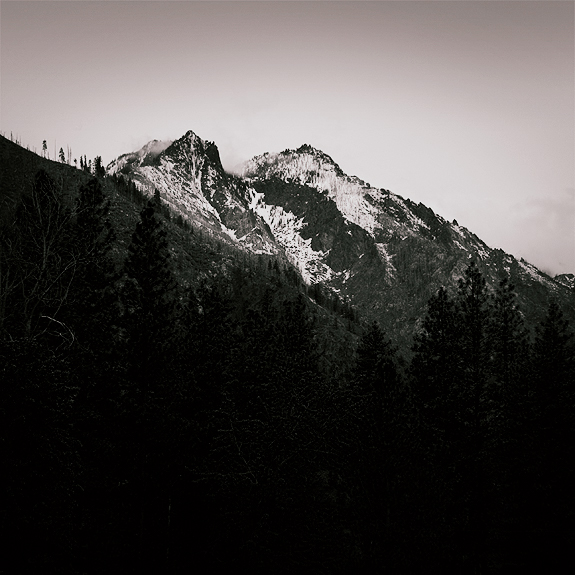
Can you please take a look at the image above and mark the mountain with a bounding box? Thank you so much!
[107,130,574,347]
[2,130,570,349]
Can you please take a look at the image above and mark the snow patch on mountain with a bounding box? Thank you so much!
[243,147,434,241]
[375,243,396,276]
[251,198,333,283]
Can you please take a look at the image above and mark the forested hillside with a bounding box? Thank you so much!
[1,135,574,573]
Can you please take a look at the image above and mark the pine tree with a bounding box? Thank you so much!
[352,321,411,569]
[411,287,462,432]
[483,276,532,565]
[454,260,493,572]
[154,188,162,211]
[116,200,181,571]
[409,285,468,569]
[93,156,105,178]
[123,199,178,370]
[488,277,529,421]
[355,320,402,399]
[457,261,490,400]
[411,263,495,570]
[531,301,574,412]
[120,197,180,436]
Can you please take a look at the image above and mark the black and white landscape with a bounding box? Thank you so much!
[1,2,573,573]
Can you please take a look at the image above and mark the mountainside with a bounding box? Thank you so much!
[108,130,574,346]
[0,134,91,224]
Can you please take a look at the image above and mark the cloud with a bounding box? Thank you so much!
[509,188,575,275]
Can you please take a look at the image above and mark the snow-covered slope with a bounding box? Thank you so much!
[242,145,567,288]
[242,144,420,237]
[108,131,278,255]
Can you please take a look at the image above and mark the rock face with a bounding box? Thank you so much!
[554,274,575,290]
[109,130,575,344]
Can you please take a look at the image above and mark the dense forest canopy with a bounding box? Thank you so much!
[1,141,574,573]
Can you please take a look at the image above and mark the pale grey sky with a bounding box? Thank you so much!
[2,1,573,275]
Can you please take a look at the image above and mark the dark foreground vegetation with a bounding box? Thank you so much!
[1,169,574,574]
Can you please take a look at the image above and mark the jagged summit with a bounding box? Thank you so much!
[107,130,226,177]
[168,129,207,154]
[294,144,342,169]
[164,130,224,175]
[242,143,347,185]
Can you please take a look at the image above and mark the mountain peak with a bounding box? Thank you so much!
[166,130,224,173]
[179,129,203,145]
[240,143,346,185]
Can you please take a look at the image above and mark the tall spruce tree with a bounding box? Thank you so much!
[355,320,402,398]
[457,261,491,412]
[488,277,529,412]
[122,198,178,386]
[352,321,412,570]
[482,277,532,568]
[411,263,495,570]
[93,156,105,178]
[454,260,493,572]
[411,286,462,439]
[117,199,181,571]
[531,300,574,418]
[410,285,468,569]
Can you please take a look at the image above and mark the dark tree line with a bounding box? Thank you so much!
[1,171,573,573]
[409,263,574,572]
